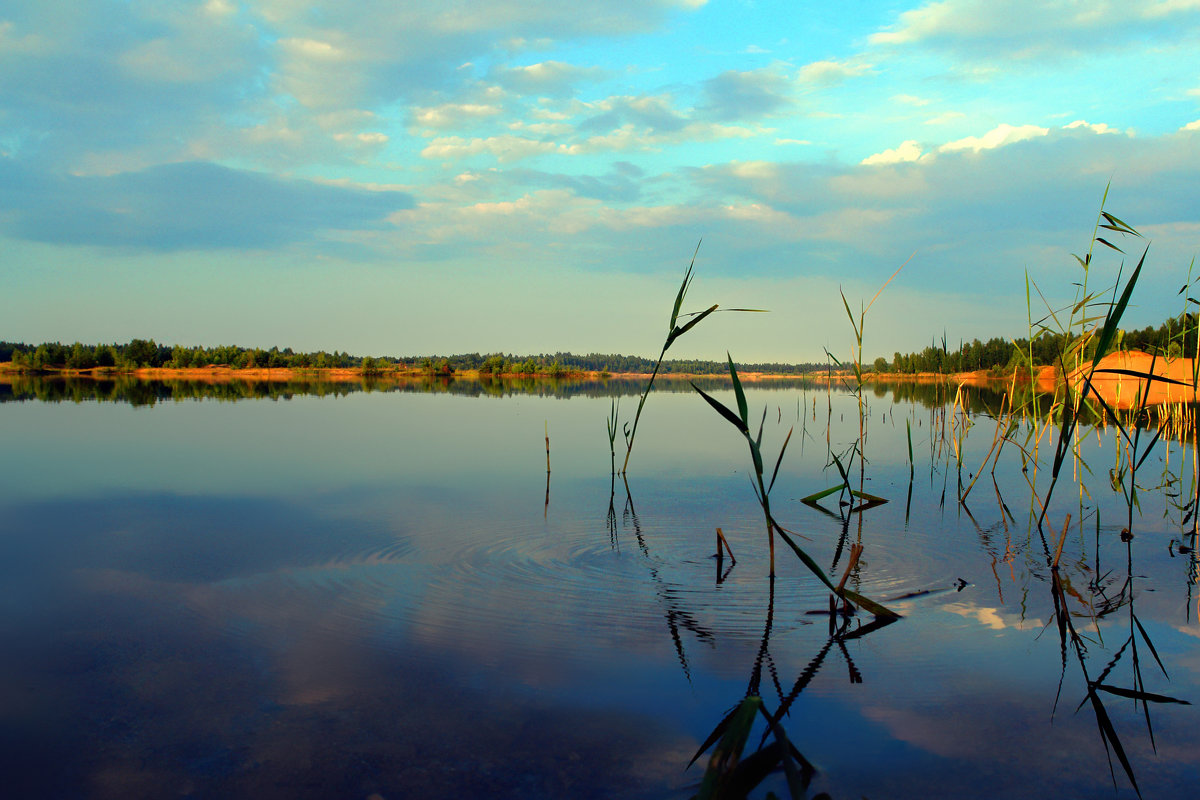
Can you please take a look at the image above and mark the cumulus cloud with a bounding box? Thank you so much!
[1063,119,1123,135]
[421,135,562,162]
[0,160,412,250]
[253,0,708,112]
[698,68,793,121]
[492,61,609,96]
[578,94,690,135]
[939,123,1049,153]
[869,0,1200,61]
[795,58,871,86]
[924,111,965,125]
[684,121,1200,301]
[862,140,925,165]
[0,1,263,166]
[413,102,506,130]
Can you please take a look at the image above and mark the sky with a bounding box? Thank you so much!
[1,0,1199,363]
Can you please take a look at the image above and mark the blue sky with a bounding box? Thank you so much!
[2,0,1199,362]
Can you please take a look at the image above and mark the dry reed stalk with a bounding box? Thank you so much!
[961,392,1010,502]
[1053,513,1072,569]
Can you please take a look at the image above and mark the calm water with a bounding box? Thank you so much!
[1,378,1198,799]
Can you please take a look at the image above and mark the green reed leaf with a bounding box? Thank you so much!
[728,353,749,430]
[669,242,701,331]
[668,303,718,348]
[696,696,760,800]
[1093,245,1147,370]
[692,382,749,435]
[768,427,793,495]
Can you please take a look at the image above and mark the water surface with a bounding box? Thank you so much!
[1,379,1197,798]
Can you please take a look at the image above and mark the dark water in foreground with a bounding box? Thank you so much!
[1,379,1198,798]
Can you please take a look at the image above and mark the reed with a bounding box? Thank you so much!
[606,398,619,476]
[619,244,763,475]
[693,355,897,617]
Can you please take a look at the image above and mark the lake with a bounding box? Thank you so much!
[1,376,1197,799]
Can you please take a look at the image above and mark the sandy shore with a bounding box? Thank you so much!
[3,353,1196,406]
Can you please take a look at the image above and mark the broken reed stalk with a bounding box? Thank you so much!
[716,527,737,564]
[545,420,551,474]
[835,543,864,613]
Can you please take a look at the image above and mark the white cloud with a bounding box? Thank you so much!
[508,120,573,136]
[1181,119,1200,130]
[333,131,388,146]
[939,123,1049,153]
[413,103,505,130]
[1144,0,1200,18]
[1064,119,1122,135]
[421,135,561,162]
[796,59,871,86]
[924,111,965,125]
[893,94,933,107]
[869,0,1200,61]
[862,140,924,165]
[566,121,757,155]
[494,61,608,95]
[727,161,779,180]
[0,20,50,56]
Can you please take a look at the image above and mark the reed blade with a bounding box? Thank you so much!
[728,352,749,429]
[692,382,748,434]
[1092,246,1148,370]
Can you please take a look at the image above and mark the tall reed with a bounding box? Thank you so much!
[619,244,762,475]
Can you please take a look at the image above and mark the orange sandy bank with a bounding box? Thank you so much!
[880,352,1200,409]
[861,352,1200,409]
[1069,351,1199,409]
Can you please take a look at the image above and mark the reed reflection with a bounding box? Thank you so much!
[686,576,896,799]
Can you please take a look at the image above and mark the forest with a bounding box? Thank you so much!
[880,314,1197,374]
[0,339,829,376]
[1,311,1193,377]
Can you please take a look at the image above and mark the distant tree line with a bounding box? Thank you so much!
[874,314,1199,375]
[0,339,829,376]
[0,339,368,371]
[15,316,1191,379]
